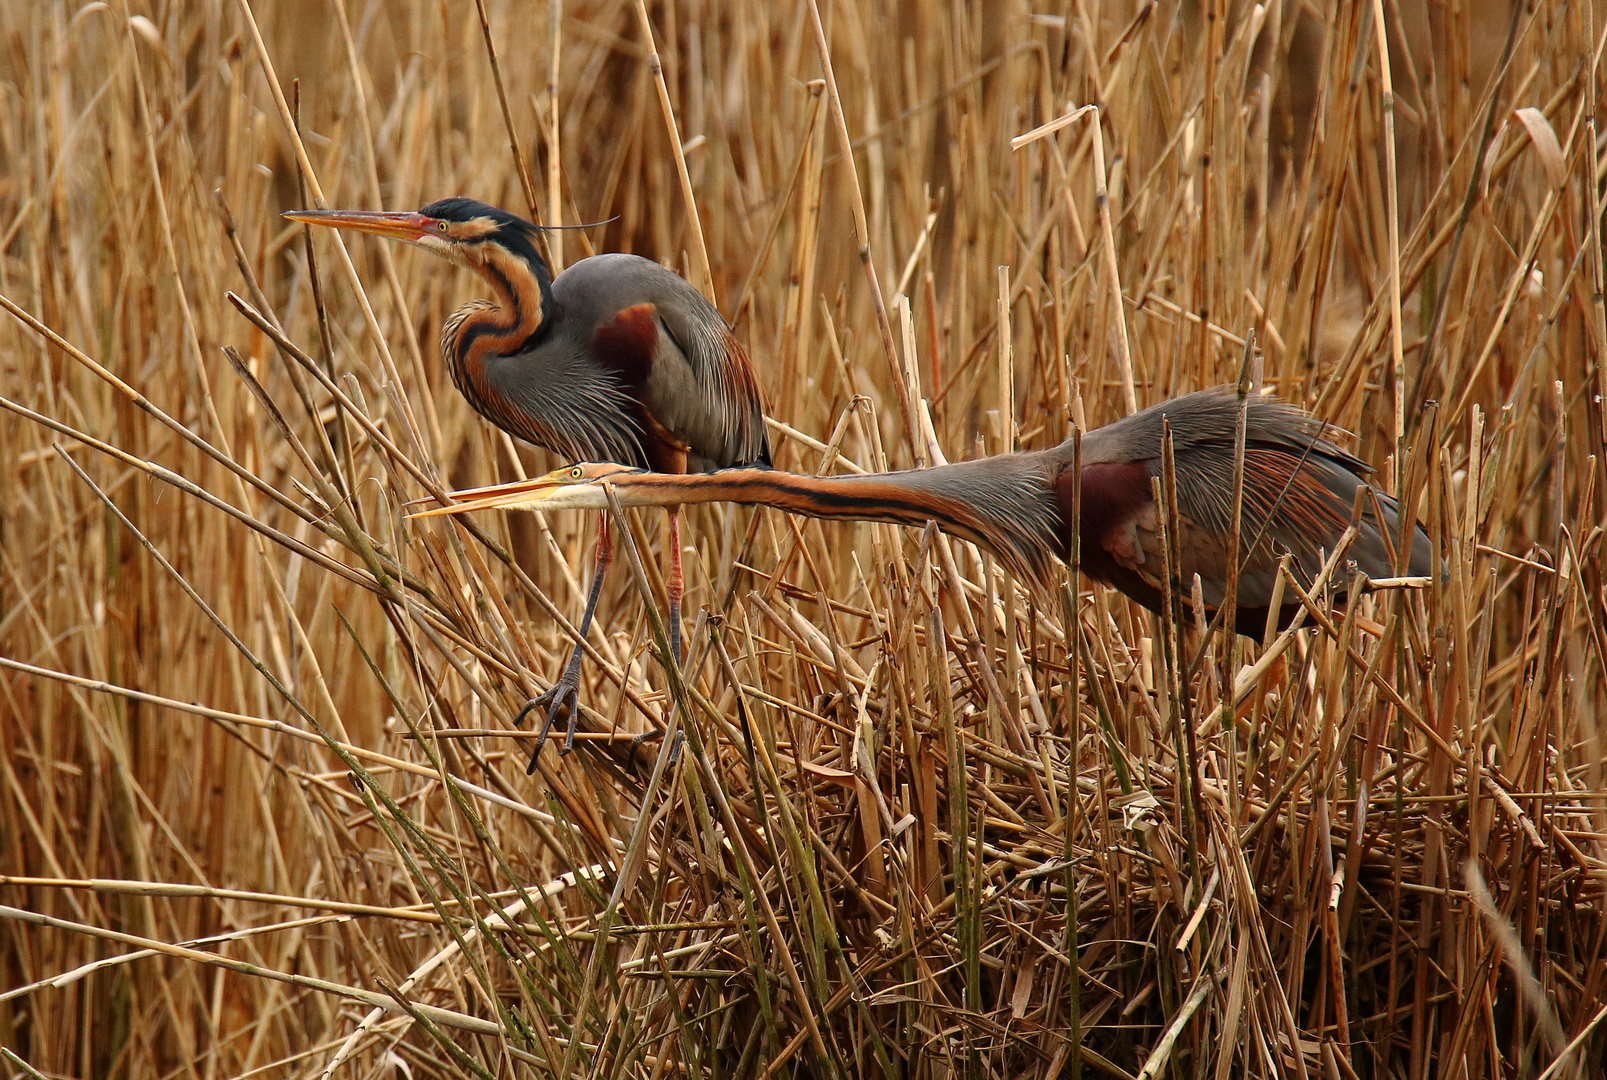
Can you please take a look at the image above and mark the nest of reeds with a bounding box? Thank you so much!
[2,0,1604,1077]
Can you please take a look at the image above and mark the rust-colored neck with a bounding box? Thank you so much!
[595,463,1063,583]
[441,243,555,443]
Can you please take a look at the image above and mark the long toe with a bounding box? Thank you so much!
[549,687,581,758]
[526,683,578,773]
[559,706,582,756]
[536,687,581,765]
[514,690,554,728]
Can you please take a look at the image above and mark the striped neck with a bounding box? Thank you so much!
[441,241,556,444]
[446,245,552,362]
[596,460,1065,584]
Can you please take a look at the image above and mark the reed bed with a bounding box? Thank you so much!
[2,0,1604,1076]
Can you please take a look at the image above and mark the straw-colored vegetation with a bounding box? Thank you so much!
[2,0,1604,1076]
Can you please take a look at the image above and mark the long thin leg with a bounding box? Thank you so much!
[516,511,610,769]
[666,505,683,667]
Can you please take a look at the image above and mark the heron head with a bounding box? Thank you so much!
[409,462,645,519]
[533,462,645,504]
[283,197,549,276]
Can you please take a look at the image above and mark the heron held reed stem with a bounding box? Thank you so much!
[286,198,768,768]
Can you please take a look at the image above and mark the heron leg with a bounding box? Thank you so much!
[517,511,611,770]
[667,505,683,667]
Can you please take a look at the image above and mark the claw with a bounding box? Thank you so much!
[552,684,581,757]
[513,690,551,727]
[536,684,578,760]
[520,642,584,772]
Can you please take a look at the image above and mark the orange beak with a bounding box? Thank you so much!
[282,208,436,241]
[407,472,611,520]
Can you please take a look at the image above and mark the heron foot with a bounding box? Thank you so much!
[515,645,585,771]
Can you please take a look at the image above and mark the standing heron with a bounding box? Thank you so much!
[285,198,768,766]
[415,389,1434,634]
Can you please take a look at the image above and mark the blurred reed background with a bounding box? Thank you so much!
[1,0,1604,1076]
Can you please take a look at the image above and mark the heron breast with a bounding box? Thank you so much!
[1066,460,1156,569]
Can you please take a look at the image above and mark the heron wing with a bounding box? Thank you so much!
[480,337,648,466]
[1172,442,1438,610]
[551,254,769,472]
[644,286,770,470]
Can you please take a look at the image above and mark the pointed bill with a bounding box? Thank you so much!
[282,208,437,242]
[408,467,632,519]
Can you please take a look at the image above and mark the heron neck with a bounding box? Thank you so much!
[442,246,556,440]
[467,245,552,347]
[602,461,1063,582]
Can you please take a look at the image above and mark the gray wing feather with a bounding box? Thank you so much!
[653,310,769,469]
[552,254,769,470]
[485,343,648,466]
[1080,388,1433,605]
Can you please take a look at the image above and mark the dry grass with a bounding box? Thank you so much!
[2,0,1605,1076]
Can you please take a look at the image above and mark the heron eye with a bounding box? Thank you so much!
[570,467,584,479]
[436,221,448,233]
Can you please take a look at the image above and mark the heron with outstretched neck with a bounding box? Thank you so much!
[416,389,1434,639]
[285,198,768,768]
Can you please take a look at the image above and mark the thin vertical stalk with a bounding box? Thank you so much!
[634,0,715,302]
[806,0,920,461]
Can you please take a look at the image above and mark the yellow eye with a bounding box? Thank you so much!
[570,466,584,479]
[436,221,448,233]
